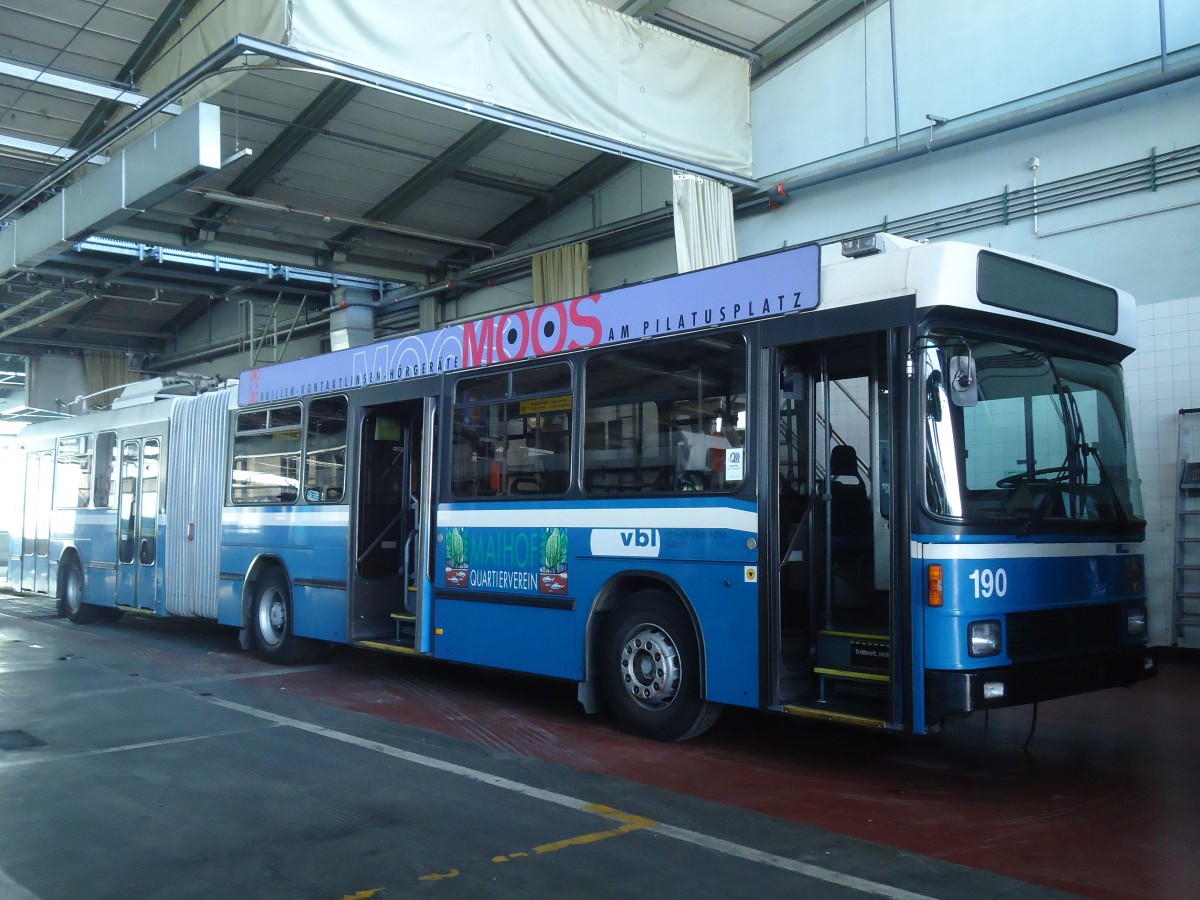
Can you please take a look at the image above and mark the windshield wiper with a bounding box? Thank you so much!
[1085,443,1130,528]
[1052,380,1089,503]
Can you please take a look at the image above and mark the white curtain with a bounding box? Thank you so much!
[84,350,132,402]
[672,173,737,273]
[141,0,752,180]
[532,241,589,305]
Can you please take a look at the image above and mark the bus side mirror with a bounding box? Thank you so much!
[948,356,978,407]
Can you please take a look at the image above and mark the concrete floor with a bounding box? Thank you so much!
[0,588,1192,899]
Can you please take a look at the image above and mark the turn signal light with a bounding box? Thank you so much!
[928,564,944,607]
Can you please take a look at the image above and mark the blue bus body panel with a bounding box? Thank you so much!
[65,511,120,609]
[432,597,579,678]
[916,537,1145,670]
[220,506,350,641]
[434,498,761,706]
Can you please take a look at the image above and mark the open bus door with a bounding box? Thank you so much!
[773,334,901,727]
[20,449,52,594]
[349,397,431,650]
[116,438,160,610]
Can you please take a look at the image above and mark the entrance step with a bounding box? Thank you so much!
[815,629,889,705]
[353,638,421,656]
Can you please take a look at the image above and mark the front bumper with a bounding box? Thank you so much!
[925,646,1157,725]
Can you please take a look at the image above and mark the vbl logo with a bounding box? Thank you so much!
[621,529,658,547]
[589,527,662,558]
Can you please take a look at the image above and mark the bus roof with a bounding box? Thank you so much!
[821,234,1136,353]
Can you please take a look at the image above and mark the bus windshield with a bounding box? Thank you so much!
[923,333,1143,529]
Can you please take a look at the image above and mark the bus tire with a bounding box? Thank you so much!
[61,560,99,625]
[252,568,311,665]
[601,590,721,741]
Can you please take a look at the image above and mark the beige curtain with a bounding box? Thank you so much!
[84,350,132,404]
[672,172,737,273]
[532,241,589,305]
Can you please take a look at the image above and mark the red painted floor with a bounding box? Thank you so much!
[232,649,1198,900]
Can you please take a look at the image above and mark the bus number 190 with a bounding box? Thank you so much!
[968,567,1008,599]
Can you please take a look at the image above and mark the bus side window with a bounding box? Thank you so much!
[451,366,572,498]
[451,392,501,497]
[94,431,117,508]
[584,335,747,494]
[304,396,348,503]
[231,404,302,504]
[53,434,93,509]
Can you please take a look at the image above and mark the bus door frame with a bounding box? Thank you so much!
[21,449,53,594]
[415,395,436,652]
[769,329,907,726]
[116,436,161,611]
[348,395,432,645]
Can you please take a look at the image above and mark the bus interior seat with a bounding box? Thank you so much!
[829,444,871,541]
[509,475,540,494]
[828,443,877,618]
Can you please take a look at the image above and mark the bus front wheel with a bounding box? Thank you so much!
[252,569,308,664]
[600,591,721,741]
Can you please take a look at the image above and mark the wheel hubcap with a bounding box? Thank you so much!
[619,624,681,709]
[65,572,81,613]
[258,590,286,645]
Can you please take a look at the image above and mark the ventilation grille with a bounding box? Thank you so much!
[1006,604,1124,662]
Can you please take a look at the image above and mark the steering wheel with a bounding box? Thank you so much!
[996,467,1064,488]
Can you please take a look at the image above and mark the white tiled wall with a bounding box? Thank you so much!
[1124,298,1200,648]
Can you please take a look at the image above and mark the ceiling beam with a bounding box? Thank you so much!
[619,1,673,17]
[190,187,501,251]
[478,153,631,249]
[0,133,106,165]
[0,292,93,341]
[0,331,161,357]
[69,0,202,149]
[327,120,511,252]
[0,58,165,108]
[450,168,555,200]
[754,0,863,70]
[190,79,364,243]
[0,289,56,325]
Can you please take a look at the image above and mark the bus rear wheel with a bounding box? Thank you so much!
[252,569,311,664]
[601,590,721,741]
[61,560,99,624]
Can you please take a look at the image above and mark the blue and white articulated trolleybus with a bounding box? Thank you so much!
[12,233,1156,740]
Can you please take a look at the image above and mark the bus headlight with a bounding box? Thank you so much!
[1126,605,1147,637]
[968,620,1002,657]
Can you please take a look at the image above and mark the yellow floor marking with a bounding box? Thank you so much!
[492,803,656,862]
[417,869,460,881]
